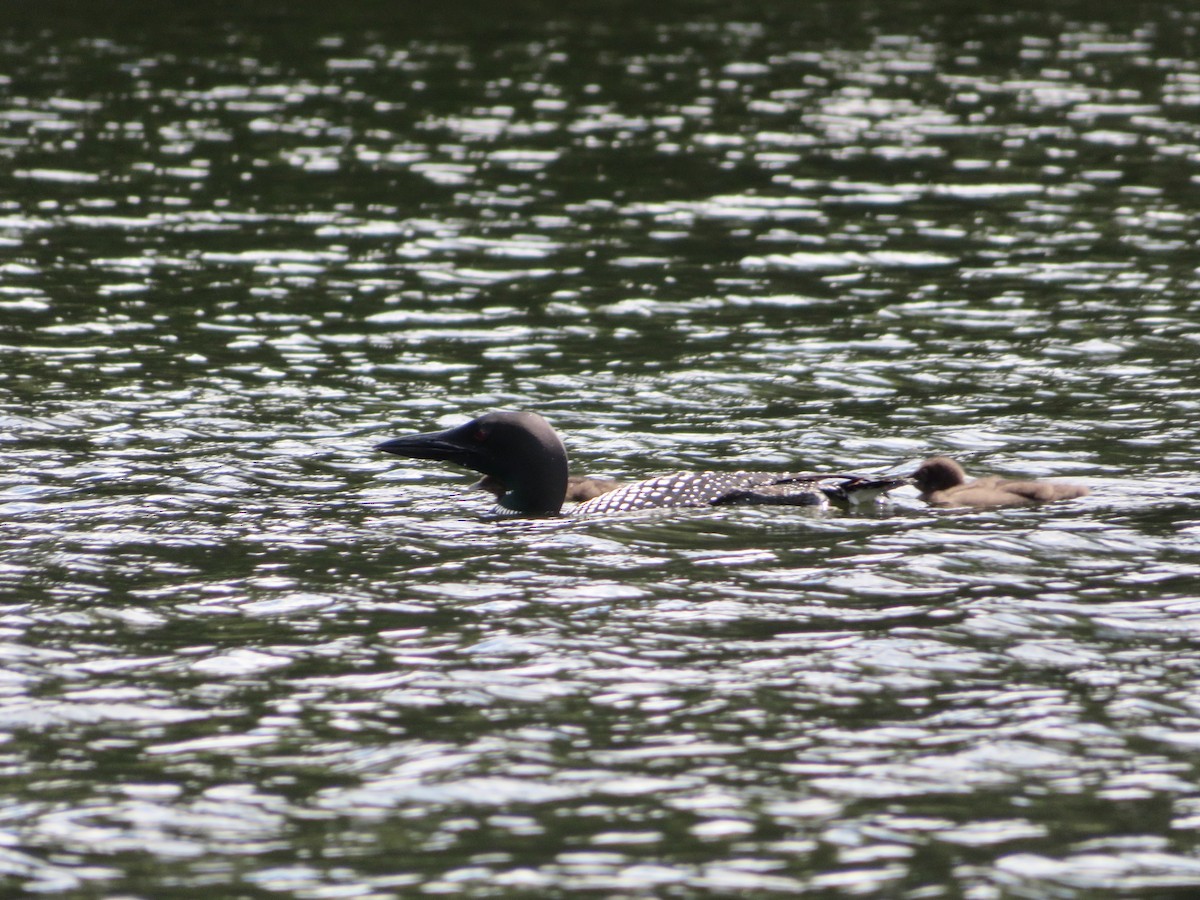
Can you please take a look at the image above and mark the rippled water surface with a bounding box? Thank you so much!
[6,1,1200,895]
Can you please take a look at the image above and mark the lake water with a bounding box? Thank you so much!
[5,1,1200,896]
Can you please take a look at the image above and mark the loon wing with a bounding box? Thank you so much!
[716,473,910,507]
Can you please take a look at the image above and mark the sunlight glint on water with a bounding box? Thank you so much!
[2,3,1200,896]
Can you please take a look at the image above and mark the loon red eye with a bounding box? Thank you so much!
[472,427,489,442]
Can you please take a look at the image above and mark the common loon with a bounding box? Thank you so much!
[376,411,910,516]
[913,456,1089,507]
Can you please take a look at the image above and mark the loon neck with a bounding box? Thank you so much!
[376,411,568,517]
[500,473,566,516]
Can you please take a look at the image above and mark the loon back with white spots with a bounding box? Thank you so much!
[376,411,909,517]
[570,470,896,515]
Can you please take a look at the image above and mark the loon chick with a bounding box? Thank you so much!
[376,411,909,516]
[913,456,1089,507]
[566,475,622,502]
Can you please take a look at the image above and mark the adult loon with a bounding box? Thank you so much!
[912,456,1089,507]
[375,411,910,516]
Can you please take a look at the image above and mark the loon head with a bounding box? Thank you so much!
[376,411,569,516]
[911,456,968,494]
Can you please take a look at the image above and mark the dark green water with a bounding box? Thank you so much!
[5,1,1200,896]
